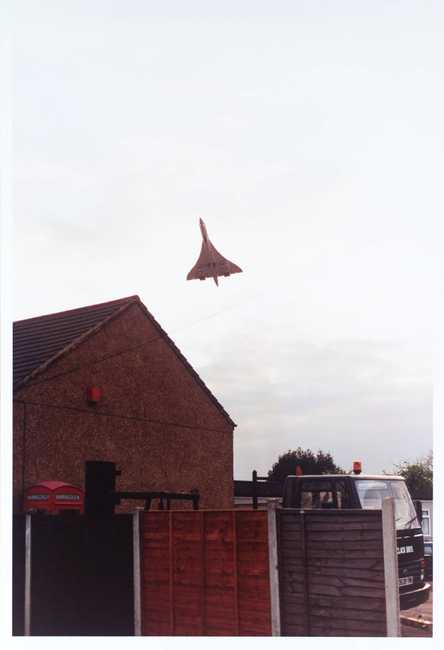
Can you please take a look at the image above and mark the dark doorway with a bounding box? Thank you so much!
[13,515,26,635]
[29,514,134,635]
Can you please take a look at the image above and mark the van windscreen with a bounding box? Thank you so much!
[355,479,420,530]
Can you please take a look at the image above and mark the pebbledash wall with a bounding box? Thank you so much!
[13,297,235,512]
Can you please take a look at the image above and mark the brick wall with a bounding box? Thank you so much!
[13,303,234,511]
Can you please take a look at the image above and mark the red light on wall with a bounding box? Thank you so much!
[295,465,303,476]
[86,386,102,404]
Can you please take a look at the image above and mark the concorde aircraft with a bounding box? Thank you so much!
[186,219,242,286]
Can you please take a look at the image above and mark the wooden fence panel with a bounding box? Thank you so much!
[203,511,237,635]
[277,511,307,636]
[141,511,172,635]
[236,510,272,636]
[278,509,387,637]
[141,510,271,636]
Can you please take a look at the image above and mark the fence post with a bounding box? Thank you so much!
[24,513,31,636]
[133,511,142,636]
[382,497,401,636]
[267,501,281,636]
[252,470,258,510]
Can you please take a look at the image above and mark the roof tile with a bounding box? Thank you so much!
[13,296,139,391]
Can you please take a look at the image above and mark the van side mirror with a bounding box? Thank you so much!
[414,499,423,525]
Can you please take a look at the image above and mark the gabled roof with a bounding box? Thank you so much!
[13,296,135,392]
[13,295,235,426]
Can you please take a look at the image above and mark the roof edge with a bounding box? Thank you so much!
[14,295,140,324]
[133,301,236,428]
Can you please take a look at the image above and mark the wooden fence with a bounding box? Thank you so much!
[14,505,398,636]
[277,509,387,636]
[140,510,272,635]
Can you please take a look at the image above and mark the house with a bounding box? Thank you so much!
[420,500,433,538]
[13,295,235,511]
[407,485,433,539]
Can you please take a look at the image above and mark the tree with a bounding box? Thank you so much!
[267,447,344,482]
[393,452,433,499]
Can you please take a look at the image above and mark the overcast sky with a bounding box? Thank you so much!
[12,1,441,478]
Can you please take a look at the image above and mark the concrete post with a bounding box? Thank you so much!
[133,511,142,636]
[382,496,401,636]
[24,513,31,636]
[267,501,281,636]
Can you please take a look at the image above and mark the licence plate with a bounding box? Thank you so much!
[399,576,414,587]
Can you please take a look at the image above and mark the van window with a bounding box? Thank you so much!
[300,479,350,509]
[299,480,336,509]
[355,479,420,529]
[334,480,351,508]
[301,490,336,509]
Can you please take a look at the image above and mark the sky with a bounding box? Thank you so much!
[10,0,442,478]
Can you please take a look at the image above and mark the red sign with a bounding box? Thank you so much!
[24,481,84,514]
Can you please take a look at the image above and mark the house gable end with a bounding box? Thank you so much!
[134,302,235,428]
[14,296,235,429]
